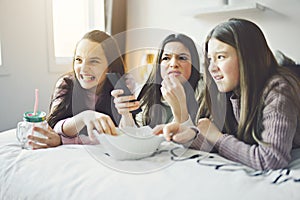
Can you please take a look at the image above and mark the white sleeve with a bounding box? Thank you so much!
[179,115,195,126]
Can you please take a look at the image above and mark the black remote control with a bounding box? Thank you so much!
[106,73,132,96]
[107,73,142,115]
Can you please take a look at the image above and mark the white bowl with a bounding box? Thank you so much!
[94,126,165,160]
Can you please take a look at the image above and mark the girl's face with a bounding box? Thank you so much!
[160,42,192,83]
[207,38,240,93]
[74,39,108,90]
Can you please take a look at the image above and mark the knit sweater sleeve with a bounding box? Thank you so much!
[53,118,97,145]
[215,78,298,170]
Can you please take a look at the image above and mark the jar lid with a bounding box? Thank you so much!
[23,111,47,122]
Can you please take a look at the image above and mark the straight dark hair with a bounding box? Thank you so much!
[137,33,201,127]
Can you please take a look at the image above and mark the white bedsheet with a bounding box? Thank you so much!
[1,129,300,200]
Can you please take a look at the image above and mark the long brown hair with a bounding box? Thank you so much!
[137,33,201,127]
[198,18,300,144]
[47,30,125,128]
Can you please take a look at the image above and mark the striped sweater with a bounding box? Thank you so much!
[191,75,300,170]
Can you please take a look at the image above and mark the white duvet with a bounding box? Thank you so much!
[1,129,300,200]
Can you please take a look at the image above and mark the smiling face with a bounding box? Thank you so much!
[74,39,108,90]
[207,38,240,93]
[160,42,192,83]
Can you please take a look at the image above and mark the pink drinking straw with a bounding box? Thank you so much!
[33,89,39,115]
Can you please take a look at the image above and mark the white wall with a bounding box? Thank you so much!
[126,0,300,65]
[0,0,61,131]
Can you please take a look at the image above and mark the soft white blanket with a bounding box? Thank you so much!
[1,129,300,200]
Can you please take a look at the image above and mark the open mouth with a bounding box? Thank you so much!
[213,75,224,81]
[80,74,96,81]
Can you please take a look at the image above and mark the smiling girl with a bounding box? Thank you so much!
[42,30,125,145]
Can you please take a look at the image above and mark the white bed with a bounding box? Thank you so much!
[1,128,300,200]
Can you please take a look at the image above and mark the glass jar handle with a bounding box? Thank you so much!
[17,122,27,148]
